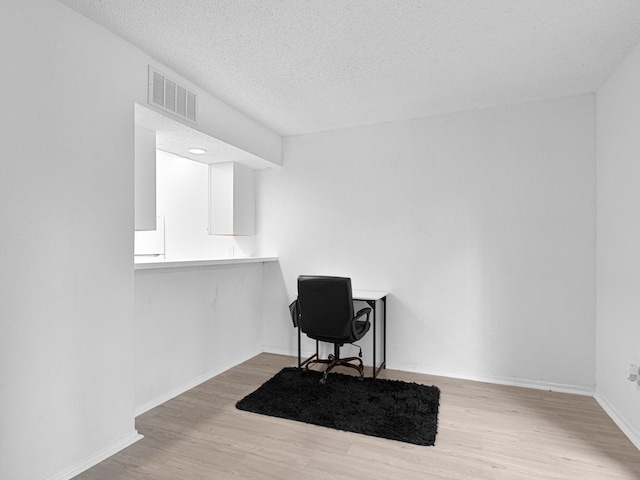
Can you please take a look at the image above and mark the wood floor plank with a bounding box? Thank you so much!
[74,353,640,479]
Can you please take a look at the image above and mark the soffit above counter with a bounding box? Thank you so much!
[135,103,280,170]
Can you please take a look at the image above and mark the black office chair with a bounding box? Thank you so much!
[297,275,371,383]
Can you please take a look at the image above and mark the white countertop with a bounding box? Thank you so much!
[134,256,278,270]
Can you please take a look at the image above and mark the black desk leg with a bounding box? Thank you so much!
[365,297,387,379]
[371,300,376,378]
[382,296,386,374]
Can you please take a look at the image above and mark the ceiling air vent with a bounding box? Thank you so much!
[148,67,197,124]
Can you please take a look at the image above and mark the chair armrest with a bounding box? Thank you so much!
[351,307,372,339]
[355,307,371,321]
[289,299,300,327]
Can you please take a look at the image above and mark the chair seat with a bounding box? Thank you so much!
[305,319,370,344]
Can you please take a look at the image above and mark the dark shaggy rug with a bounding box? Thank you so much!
[235,367,440,446]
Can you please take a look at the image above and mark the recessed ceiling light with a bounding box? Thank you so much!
[188,148,207,155]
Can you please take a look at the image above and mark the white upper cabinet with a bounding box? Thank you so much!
[208,162,255,236]
[134,125,157,231]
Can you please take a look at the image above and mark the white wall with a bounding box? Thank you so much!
[258,95,596,392]
[0,1,280,479]
[0,2,144,479]
[134,263,265,414]
[596,41,640,447]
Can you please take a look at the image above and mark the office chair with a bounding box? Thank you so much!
[297,275,371,384]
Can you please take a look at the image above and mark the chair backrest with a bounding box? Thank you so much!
[297,276,355,343]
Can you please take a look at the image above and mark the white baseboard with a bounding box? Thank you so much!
[45,430,143,480]
[467,372,594,396]
[261,346,295,357]
[135,349,263,416]
[595,391,640,451]
[260,345,315,360]
[380,361,596,396]
[479,374,594,396]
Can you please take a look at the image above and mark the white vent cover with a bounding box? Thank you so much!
[148,67,197,124]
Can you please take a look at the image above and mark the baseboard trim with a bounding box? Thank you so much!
[482,375,594,396]
[45,430,143,480]
[382,361,595,396]
[135,349,263,416]
[594,391,640,450]
[261,346,316,360]
[261,346,296,357]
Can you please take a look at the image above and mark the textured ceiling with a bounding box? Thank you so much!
[59,0,640,136]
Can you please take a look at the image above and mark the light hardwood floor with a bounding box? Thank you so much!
[75,353,640,479]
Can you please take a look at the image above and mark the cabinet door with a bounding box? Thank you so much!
[134,125,156,231]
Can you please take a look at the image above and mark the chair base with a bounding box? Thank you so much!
[304,352,365,384]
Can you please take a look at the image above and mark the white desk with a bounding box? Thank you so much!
[297,289,388,378]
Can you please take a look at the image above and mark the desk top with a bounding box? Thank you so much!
[289,289,388,303]
[352,290,388,301]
